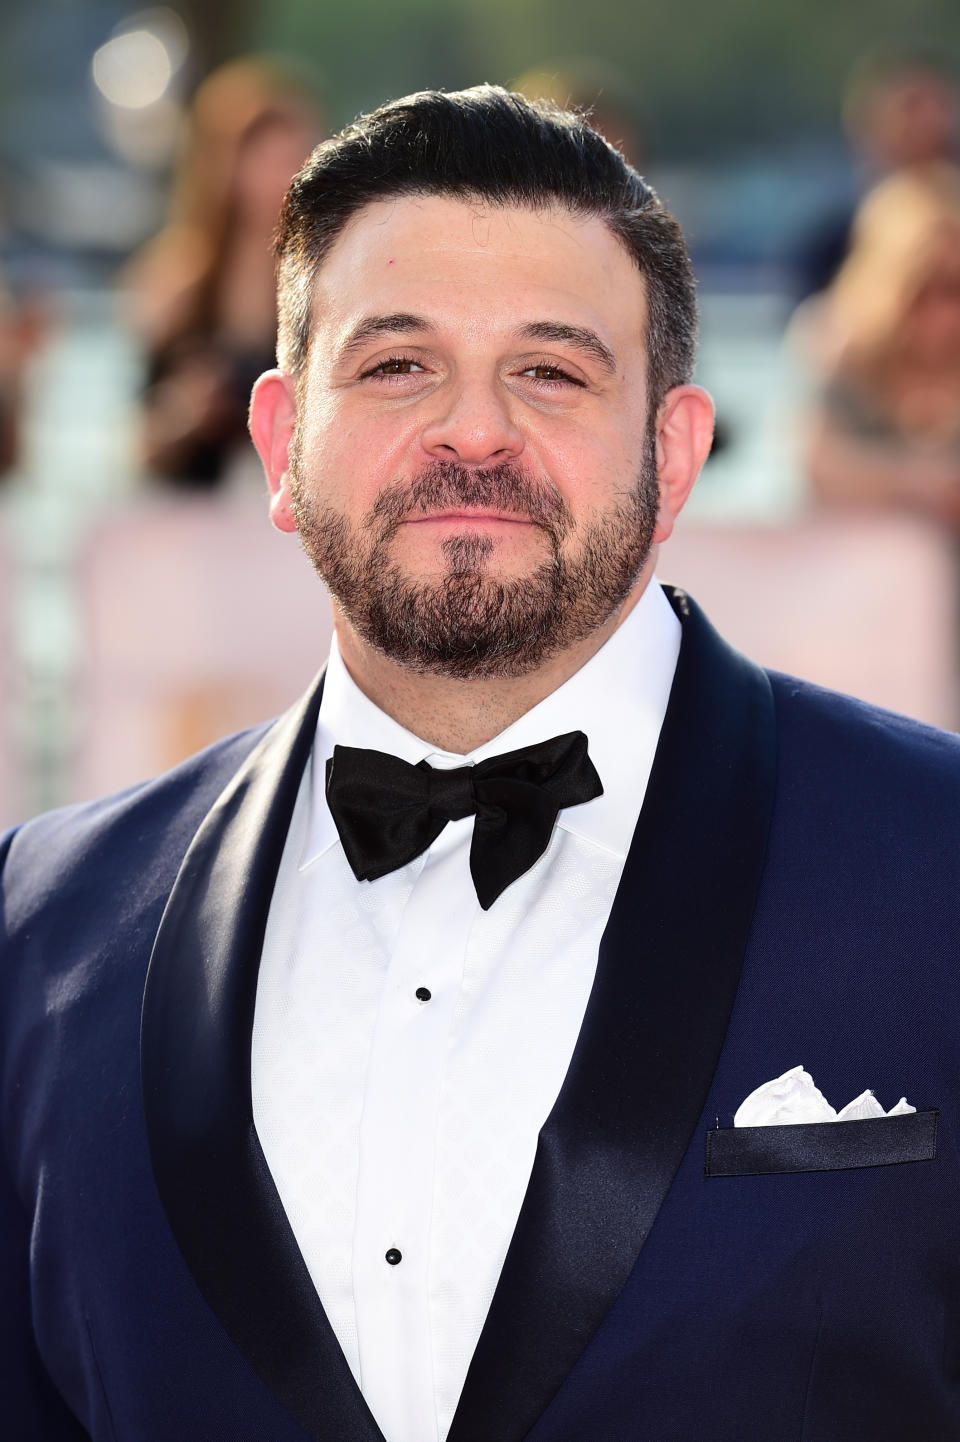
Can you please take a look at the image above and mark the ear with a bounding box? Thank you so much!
[249,369,299,533]
[652,384,715,544]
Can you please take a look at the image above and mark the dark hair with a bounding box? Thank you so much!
[274,84,696,408]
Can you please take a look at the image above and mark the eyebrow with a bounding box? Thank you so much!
[334,312,618,376]
[515,322,617,375]
[336,313,435,362]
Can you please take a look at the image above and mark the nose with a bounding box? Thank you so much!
[420,377,524,467]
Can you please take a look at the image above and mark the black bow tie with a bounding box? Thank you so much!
[325,730,602,910]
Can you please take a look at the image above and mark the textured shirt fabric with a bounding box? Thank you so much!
[251,579,680,1442]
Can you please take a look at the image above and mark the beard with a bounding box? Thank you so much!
[289,428,660,680]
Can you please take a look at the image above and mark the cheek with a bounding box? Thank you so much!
[296,413,400,505]
[303,396,423,478]
[541,428,645,512]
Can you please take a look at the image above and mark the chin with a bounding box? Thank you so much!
[400,527,549,569]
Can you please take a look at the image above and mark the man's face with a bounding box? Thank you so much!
[280,194,664,678]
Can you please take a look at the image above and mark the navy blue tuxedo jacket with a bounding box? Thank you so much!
[3,588,960,1441]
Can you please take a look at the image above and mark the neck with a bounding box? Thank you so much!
[332,565,655,754]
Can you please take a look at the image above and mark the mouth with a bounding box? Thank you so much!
[404,509,536,527]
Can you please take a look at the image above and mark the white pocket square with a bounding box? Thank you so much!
[734,1065,917,1127]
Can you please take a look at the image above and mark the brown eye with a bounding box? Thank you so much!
[361,356,425,379]
[522,363,583,386]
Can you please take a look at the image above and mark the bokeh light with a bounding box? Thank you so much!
[92,29,173,111]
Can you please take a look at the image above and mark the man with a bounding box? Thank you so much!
[2,86,960,1442]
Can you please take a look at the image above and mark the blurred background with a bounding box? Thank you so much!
[2,0,960,826]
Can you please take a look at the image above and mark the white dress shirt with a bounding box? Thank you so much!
[251,579,680,1442]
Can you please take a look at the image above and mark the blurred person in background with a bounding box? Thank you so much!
[124,57,322,490]
[794,48,960,302]
[799,164,960,528]
[0,250,45,480]
[0,270,28,478]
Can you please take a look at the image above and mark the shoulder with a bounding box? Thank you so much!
[0,721,271,932]
[767,668,960,822]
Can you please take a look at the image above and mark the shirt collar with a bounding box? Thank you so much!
[301,579,680,870]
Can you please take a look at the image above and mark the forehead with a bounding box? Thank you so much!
[309,193,647,349]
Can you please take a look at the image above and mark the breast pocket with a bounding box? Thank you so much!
[704,1109,939,1177]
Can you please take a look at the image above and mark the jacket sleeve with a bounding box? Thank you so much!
[0,824,90,1435]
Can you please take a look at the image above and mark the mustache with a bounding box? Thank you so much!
[368,462,572,539]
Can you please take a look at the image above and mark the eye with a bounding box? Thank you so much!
[360,355,426,379]
[520,362,585,387]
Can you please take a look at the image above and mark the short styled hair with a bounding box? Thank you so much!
[274,84,697,408]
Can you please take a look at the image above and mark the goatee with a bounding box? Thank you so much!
[290,439,659,679]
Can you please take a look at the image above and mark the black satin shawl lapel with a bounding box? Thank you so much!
[141,670,385,1442]
[448,587,778,1442]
